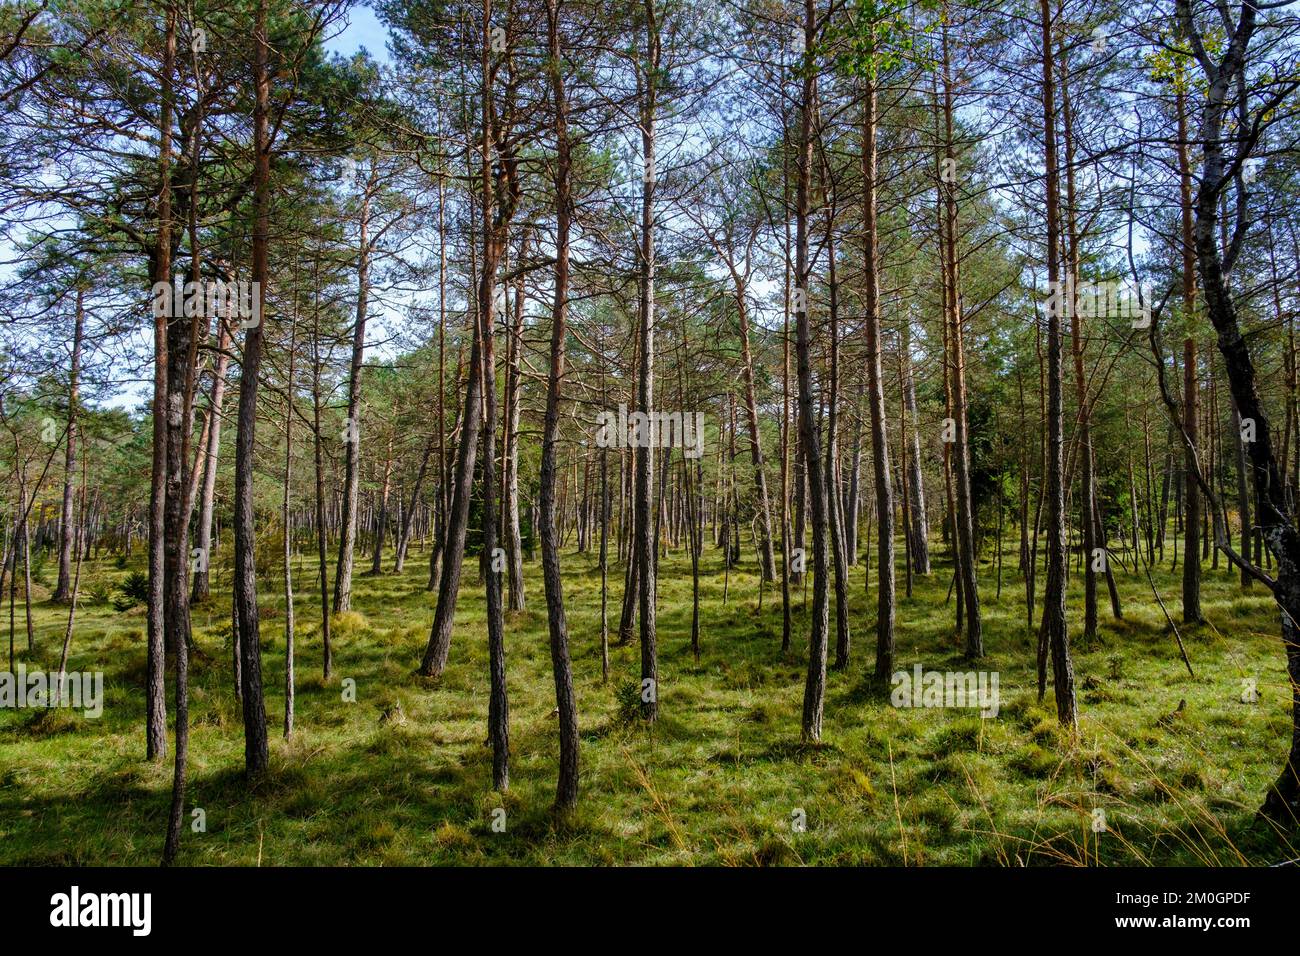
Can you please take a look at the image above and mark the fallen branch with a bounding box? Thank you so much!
[1144,564,1195,678]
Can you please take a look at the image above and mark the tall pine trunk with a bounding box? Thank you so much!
[862,78,894,679]
[541,0,579,810]
[796,0,830,741]
[1038,0,1076,728]
[635,0,660,721]
[52,287,83,604]
[233,0,272,774]
[333,170,375,613]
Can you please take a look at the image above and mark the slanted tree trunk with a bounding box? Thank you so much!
[845,383,864,564]
[55,447,86,706]
[421,220,486,672]
[368,442,393,574]
[191,317,231,603]
[309,306,332,678]
[1172,0,1300,820]
[902,326,929,574]
[420,8,517,680]
[394,433,435,573]
[730,265,777,582]
[1231,390,1252,589]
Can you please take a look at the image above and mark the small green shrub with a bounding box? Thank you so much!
[111,570,149,611]
[614,678,642,725]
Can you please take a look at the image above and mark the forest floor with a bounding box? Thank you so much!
[1,536,1297,866]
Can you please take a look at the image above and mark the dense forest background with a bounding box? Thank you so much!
[0,0,1299,866]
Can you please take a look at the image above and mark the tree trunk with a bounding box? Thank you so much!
[282,307,297,739]
[368,447,393,574]
[394,434,435,573]
[502,234,527,610]
[191,317,231,603]
[902,329,930,574]
[825,203,852,670]
[1177,84,1203,624]
[941,20,981,656]
[796,0,830,743]
[541,0,580,811]
[310,308,333,679]
[635,0,660,722]
[1062,53,1097,645]
[419,9,515,679]
[1171,0,1299,819]
[732,270,777,582]
[480,213,509,794]
[144,5,176,766]
[52,287,84,604]
[333,169,375,613]
[1038,0,1076,729]
[233,0,272,774]
[863,78,894,678]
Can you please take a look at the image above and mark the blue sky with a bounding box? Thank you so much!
[325,2,393,64]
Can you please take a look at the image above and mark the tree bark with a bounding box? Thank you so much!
[941,19,981,656]
[502,232,528,609]
[862,78,894,678]
[145,6,176,765]
[1177,84,1203,624]
[1038,0,1076,728]
[541,0,579,811]
[190,317,231,603]
[731,266,777,582]
[1172,0,1300,820]
[902,329,929,574]
[333,167,375,613]
[233,0,272,774]
[52,286,84,604]
[796,0,830,742]
[419,8,516,679]
[635,0,660,721]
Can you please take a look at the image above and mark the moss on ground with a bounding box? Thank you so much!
[0,537,1296,866]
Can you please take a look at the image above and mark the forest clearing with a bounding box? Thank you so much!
[0,541,1294,865]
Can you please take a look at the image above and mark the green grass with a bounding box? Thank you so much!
[1,536,1296,866]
